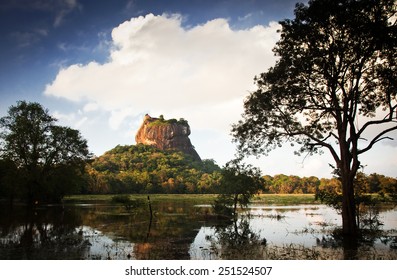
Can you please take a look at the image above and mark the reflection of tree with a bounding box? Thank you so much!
[133,214,201,260]
[0,206,90,259]
[315,223,397,260]
[126,201,206,260]
[207,216,265,259]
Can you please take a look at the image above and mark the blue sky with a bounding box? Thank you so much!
[1,0,396,178]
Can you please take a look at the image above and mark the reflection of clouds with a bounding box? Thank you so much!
[307,205,341,228]
[80,226,134,260]
[190,205,343,259]
[380,208,397,230]
[189,227,216,260]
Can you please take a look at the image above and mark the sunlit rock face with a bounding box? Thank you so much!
[135,114,201,161]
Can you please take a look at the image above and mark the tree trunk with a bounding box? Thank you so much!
[233,194,238,217]
[338,127,359,237]
[341,174,358,236]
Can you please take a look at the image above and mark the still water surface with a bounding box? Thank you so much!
[1,199,396,259]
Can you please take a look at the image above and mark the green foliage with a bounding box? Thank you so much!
[0,101,91,203]
[316,171,396,205]
[263,174,320,194]
[212,195,235,217]
[86,144,221,194]
[254,194,316,205]
[147,115,189,128]
[111,194,145,211]
[315,171,397,231]
[315,188,343,212]
[212,158,263,217]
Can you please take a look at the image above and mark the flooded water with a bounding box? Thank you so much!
[1,199,396,260]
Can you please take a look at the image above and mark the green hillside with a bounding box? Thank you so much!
[84,144,222,194]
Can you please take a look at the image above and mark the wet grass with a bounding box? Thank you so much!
[197,242,397,260]
[253,194,317,205]
[64,194,218,205]
[64,193,317,205]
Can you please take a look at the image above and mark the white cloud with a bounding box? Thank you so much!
[44,13,283,167]
[45,14,280,124]
[83,102,100,112]
[109,108,135,130]
[52,110,87,129]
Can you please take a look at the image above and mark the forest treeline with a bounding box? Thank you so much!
[81,144,397,195]
[2,142,396,199]
[263,173,397,195]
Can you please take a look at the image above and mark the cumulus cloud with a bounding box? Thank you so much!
[52,110,87,129]
[45,13,280,131]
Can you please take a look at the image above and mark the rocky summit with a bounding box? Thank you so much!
[135,114,201,161]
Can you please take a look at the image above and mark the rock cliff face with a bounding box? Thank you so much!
[135,114,201,161]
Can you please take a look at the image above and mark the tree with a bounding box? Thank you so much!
[232,0,396,236]
[0,101,91,203]
[213,159,263,217]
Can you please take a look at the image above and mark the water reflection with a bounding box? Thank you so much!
[0,201,396,260]
[0,205,90,259]
[200,217,264,259]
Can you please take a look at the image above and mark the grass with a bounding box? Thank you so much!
[253,194,317,205]
[64,193,317,205]
[64,194,218,203]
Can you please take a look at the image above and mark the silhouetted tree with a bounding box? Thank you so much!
[0,101,91,203]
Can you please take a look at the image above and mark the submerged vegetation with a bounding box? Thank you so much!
[212,158,263,217]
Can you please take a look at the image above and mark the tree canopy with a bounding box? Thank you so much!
[232,0,396,236]
[212,159,263,217]
[0,101,91,203]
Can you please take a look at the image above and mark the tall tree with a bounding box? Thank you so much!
[232,0,396,236]
[0,101,91,203]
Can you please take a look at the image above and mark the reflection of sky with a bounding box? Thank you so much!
[379,208,397,230]
[249,205,340,246]
[189,204,397,259]
[77,204,397,259]
[80,226,134,260]
[189,205,340,258]
[189,227,216,260]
